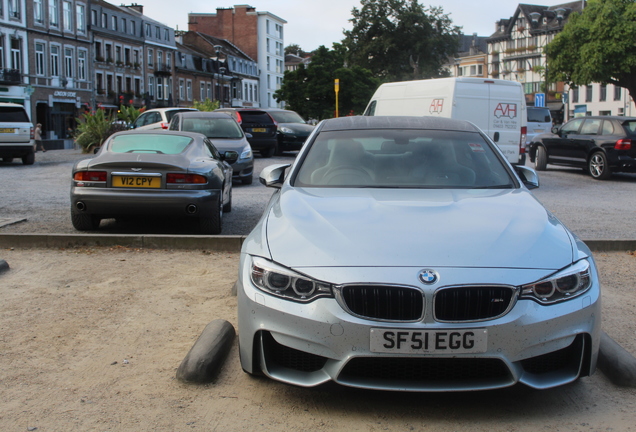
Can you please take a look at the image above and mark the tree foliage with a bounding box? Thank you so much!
[285,44,306,57]
[191,98,220,111]
[117,105,145,126]
[274,45,380,120]
[342,0,461,81]
[546,0,636,99]
[75,109,117,153]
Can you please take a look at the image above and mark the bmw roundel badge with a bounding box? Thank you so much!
[418,269,438,285]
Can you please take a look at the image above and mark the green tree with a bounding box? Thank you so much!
[75,109,116,153]
[285,44,306,57]
[275,45,380,120]
[117,105,145,126]
[342,0,461,81]
[546,0,636,99]
[192,98,220,111]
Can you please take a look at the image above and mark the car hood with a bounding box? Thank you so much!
[278,123,315,135]
[264,187,574,270]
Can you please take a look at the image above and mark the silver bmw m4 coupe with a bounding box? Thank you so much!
[236,116,601,392]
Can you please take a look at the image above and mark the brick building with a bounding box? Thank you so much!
[188,5,285,108]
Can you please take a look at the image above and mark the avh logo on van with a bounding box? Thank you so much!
[494,103,517,119]
[429,99,444,114]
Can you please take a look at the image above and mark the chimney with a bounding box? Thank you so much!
[123,3,143,14]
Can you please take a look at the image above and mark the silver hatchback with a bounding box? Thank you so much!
[236,116,601,392]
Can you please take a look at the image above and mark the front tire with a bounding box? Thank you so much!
[241,175,253,185]
[589,151,611,180]
[535,146,547,171]
[260,145,276,158]
[223,188,232,213]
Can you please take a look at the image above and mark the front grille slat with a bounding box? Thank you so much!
[342,285,424,321]
[435,286,515,322]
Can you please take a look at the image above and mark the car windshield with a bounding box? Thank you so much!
[293,129,514,189]
[527,108,551,123]
[181,117,243,139]
[0,106,30,122]
[109,134,193,154]
[268,111,306,124]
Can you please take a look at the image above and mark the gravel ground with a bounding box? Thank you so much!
[1,148,635,238]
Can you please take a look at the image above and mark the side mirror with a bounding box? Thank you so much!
[222,151,239,164]
[514,165,539,189]
[551,125,559,134]
[245,132,253,139]
[259,164,291,189]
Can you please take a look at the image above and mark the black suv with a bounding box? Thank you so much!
[529,116,636,180]
[215,108,277,157]
[261,108,315,154]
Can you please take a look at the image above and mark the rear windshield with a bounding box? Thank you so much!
[109,134,192,154]
[180,117,243,139]
[267,111,306,124]
[527,108,551,123]
[240,111,273,124]
[0,106,30,122]
[166,109,196,123]
[623,120,636,135]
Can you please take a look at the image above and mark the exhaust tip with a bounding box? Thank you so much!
[76,201,86,211]
[186,204,198,214]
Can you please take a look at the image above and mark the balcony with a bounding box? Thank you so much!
[0,69,22,85]
[153,65,172,77]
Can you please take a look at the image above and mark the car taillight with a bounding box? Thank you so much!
[520,126,527,149]
[166,173,207,184]
[74,171,107,181]
[267,113,278,126]
[160,122,169,129]
[235,112,242,124]
[30,127,34,139]
[615,138,632,150]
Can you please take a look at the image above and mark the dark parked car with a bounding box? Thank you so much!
[262,108,315,154]
[70,130,235,234]
[169,112,254,185]
[215,108,278,157]
[528,116,636,179]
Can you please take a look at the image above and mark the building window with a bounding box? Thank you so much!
[157,77,164,99]
[148,48,153,67]
[91,9,97,26]
[10,38,21,72]
[131,20,136,35]
[122,18,127,33]
[148,76,155,97]
[116,75,122,93]
[145,23,151,37]
[585,85,593,102]
[96,73,104,93]
[186,80,192,101]
[155,26,160,39]
[64,48,73,78]
[101,12,106,28]
[115,46,122,63]
[614,85,622,101]
[164,29,170,41]
[35,43,45,75]
[166,53,171,68]
[179,79,184,100]
[51,46,60,76]
[599,84,607,102]
[111,15,117,31]
[50,0,59,26]
[105,44,112,62]
[106,74,113,94]
[157,51,163,69]
[78,50,86,80]
[34,0,44,23]
[134,78,141,96]
[207,83,212,100]
[200,82,205,101]
[63,1,72,31]
[8,0,21,19]
[76,4,85,32]
[124,48,131,65]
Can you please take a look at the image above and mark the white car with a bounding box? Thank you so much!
[131,107,197,130]
[0,103,34,165]
[236,115,601,392]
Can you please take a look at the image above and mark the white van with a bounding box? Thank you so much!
[363,77,527,164]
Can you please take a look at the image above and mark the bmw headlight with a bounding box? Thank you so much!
[278,126,294,134]
[521,259,592,304]
[240,147,252,160]
[250,257,333,302]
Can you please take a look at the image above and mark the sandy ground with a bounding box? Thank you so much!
[1,247,635,432]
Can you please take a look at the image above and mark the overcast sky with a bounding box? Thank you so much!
[146,0,576,52]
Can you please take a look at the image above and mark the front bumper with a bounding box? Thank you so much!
[278,133,309,151]
[230,158,254,181]
[71,187,220,218]
[237,257,601,392]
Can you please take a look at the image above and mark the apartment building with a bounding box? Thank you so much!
[0,0,30,112]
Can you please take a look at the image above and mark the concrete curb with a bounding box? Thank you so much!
[0,234,634,253]
[597,331,636,387]
[0,233,246,251]
[176,319,236,384]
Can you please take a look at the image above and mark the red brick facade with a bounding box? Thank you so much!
[188,6,259,61]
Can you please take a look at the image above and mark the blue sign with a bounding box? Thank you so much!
[535,93,545,107]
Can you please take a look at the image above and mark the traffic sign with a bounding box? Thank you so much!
[535,93,545,107]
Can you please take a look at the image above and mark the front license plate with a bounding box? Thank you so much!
[251,128,267,133]
[370,328,488,354]
[0,128,15,133]
[534,129,545,133]
[112,176,160,188]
